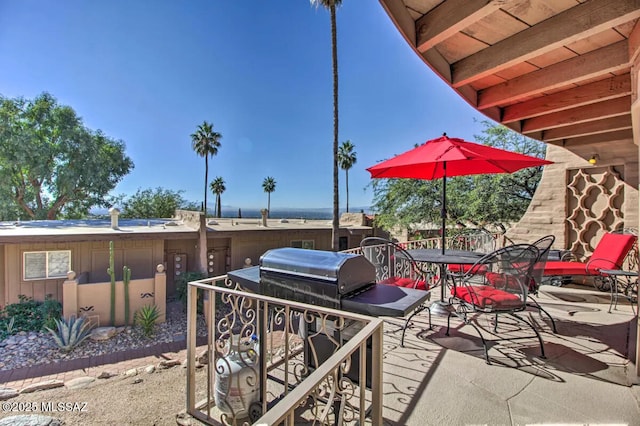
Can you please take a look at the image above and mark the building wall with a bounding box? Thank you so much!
[226,228,371,271]
[206,237,231,276]
[164,238,198,297]
[3,239,164,305]
[228,229,331,271]
[510,143,639,254]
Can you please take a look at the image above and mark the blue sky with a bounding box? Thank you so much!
[0,1,486,210]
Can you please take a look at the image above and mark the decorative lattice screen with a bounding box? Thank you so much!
[566,166,625,260]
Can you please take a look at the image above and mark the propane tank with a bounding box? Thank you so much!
[214,335,260,418]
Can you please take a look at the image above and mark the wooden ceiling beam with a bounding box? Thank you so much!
[451,0,640,87]
[421,47,453,83]
[539,115,632,141]
[416,0,502,53]
[547,129,634,147]
[502,74,632,123]
[380,0,454,82]
[379,0,417,45]
[478,41,629,109]
[628,19,640,62]
[521,96,631,132]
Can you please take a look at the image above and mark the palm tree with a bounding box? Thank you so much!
[209,177,226,218]
[311,0,342,251]
[338,140,357,213]
[262,176,276,217]
[191,121,222,215]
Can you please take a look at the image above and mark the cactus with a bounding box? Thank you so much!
[107,241,116,326]
[123,265,131,326]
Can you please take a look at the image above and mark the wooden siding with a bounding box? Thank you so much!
[3,239,164,305]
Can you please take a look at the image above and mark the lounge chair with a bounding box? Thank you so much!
[543,232,637,286]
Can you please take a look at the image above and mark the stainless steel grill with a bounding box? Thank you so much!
[259,247,376,309]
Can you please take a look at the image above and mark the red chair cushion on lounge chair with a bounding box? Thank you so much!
[589,233,636,270]
[452,285,521,309]
[543,233,636,276]
[543,261,590,275]
[379,276,429,291]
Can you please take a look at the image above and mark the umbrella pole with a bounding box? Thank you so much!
[431,163,450,316]
[441,164,446,255]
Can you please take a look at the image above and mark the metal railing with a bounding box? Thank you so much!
[186,275,384,425]
[185,232,506,424]
[343,232,505,256]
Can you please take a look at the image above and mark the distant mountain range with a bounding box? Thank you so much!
[91,206,372,220]
[218,206,373,220]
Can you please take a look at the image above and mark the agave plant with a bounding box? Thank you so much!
[4,316,15,334]
[134,305,160,338]
[46,315,93,352]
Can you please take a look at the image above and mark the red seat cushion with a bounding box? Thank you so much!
[543,261,589,276]
[590,233,636,270]
[452,285,522,310]
[379,276,429,291]
[543,233,637,276]
[483,272,522,291]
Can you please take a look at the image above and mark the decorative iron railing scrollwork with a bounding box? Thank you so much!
[186,275,383,425]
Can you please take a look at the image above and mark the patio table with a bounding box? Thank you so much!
[405,248,485,315]
[598,269,638,314]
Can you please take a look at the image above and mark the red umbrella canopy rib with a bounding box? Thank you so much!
[366,135,553,180]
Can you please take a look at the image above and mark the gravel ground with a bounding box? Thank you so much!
[1,302,211,425]
[4,362,209,425]
[0,302,207,371]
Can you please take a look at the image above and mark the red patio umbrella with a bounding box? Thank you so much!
[366,134,553,253]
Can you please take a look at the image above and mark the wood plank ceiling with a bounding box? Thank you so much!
[379,0,640,148]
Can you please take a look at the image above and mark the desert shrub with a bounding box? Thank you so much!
[134,304,160,337]
[0,295,62,334]
[45,315,93,352]
[39,296,63,330]
[0,317,15,341]
[2,295,42,332]
[175,271,207,312]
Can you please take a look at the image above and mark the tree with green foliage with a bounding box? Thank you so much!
[311,0,342,251]
[371,121,547,233]
[262,176,276,217]
[209,177,226,218]
[0,92,134,220]
[338,140,357,212]
[191,121,222,216]
[119,187,186,219]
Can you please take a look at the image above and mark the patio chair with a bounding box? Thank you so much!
[360,237,430,290]
[526,235,557,333]
[446,228,497,285]
[542,232,637,288]
[445,243,544,364]
[360,237,432,346]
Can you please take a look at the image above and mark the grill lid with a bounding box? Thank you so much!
[259,247,375,294]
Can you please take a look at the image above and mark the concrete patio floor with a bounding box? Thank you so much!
[378,283,640,425]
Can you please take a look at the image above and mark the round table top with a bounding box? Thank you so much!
[405,248,485,264]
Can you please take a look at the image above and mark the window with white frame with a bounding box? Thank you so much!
[291,240,315,250]
[23,250,71,280]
